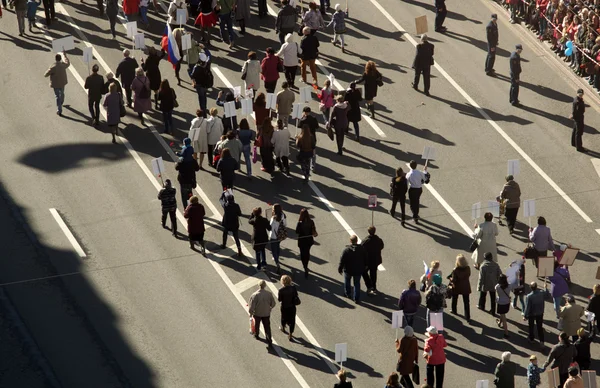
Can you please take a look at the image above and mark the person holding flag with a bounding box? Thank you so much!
[161,24,183,85]
[420,260,441,290]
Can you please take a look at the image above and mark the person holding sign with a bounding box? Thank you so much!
[44,51,70,117]
[423,326,447,388]
[500,175,521,235]
[395,326,418,388]
[549,263,571,318]
[333,370,353,388]
[542,332,577,387]
[157,179,178,236]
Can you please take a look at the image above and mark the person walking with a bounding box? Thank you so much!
[302,2,324,35]
[276,81,295,128]
[253,93,270,132]
[258,118,275,175]
[300,27,320,86]
[389,167,408,225]
[191,53,212,114]
[219,192,242,256]
[269,203,286,274]
[295,124,315,181]
[276,33,301,89]
[298,107,319,171]
[524,281,546,346]
[527,355,546,388]
[103,82,122,144]
[329,95,350,155]
[272,119,291,175]
[115,49,139,108]
[422,260,442,290]
[327,4,346,52]
[175,157,199,209]
[194,0,218,46]
[278,274,299,340]
[560,295,585,343]
[26,0,40,32]
[317,80,334,123]
[412,34,434,97]
[361,226,384,295]
[406,160,428,223]
[184,196,206,254]
[104,72,123,97]
[207,108,224,165]
[241,51,261,97]
[249,207,271,271]
[450,254,471,322]
[217,0,236,48]
[574,328,592,371]
[261,47,280,94]
[344,82,362,142]
[122,0,138,21]
[398,280,422,328]
[157,179,177,236]
[338,235,368,303]
[587,284,600,335]
[425,274,447,327]
[44,51,70,117]
[500,175,521,235]
[549,263,571,318]
[395,326,418,388]
[42,0,55,27]
[472,212,499,268]
[216,148,239,189]
[157,79,177,134]
[509,257,526,313]
[385,372,403,388]
[234,0,250,35]
[355,60,383,117]
[190,110,208,168]
[570,88,586,152]
[131,68,152,125]
[13,0,26,35]
[84,64,104,126]
[495,274,512,338]
[141,47,165,109]
[494,352,517,388]
[477,252,502,315]
[423,326,447,388]
[275,0,298,44]
[564,366,584,388]
[434,0,447,32]
[509,44,523,106]
[238,119,256,177]
[529,216,554,260]
[106,0,118,38]
[542,332,578,387]
[485,14,499,76]
[248,280,276,349]
[296,208,316,278]
[221,130,242,164]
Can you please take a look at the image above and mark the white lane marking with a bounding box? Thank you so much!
[369,0,593,224]
[49,208,87,257]
[592,158,600,179]
[596,229,600,237]
[234,272,269,293]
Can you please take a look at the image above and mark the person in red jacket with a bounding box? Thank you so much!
[122,0,139,21]
[184,196,206,255]
[423,326,447,388]
[261,47,280,93]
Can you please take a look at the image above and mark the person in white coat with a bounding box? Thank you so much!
[167,0,187,25]
[472,212,499,268]
[241,51,261,99]
[272,119,291,175]
[276,33,302,89]
[190,109,209,168]
[206,107,224,167]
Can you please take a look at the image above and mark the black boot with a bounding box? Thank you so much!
[369,103,375,119]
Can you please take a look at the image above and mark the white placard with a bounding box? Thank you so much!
[245,88,254,99]
[391,311,404,329]
[82,46,93,64]
[523,199,536,218]
[328,73,336,87]
[233,86,242,98]
[422,146,437,160]
[241,99,253,115]
[585,311,596,323]
[368,195,377,208]
[547,368,560,388]
[487,200,500,217]
[224,101,237,118]
[126,21,137,38]
[266,93,277,110]
[51,36,75,53]
[176,9,187,25]
[334,343,347,363]
[134,32,145,50]
[299,86,312,103]
[291,103,302,120]
[507,159,520,177]
[471,202,481,220]
[475,380,489,388]
[151,157,165,177]
[430,312,443,332]
[181,33,192,51]
[583,370,597,388]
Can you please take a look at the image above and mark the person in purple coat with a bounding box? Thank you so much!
[548,262,571,319]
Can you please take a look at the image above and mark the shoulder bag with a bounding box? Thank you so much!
[293,288,301,305]
[276,217,288,241]
[412,362,420,384]
[469,238,479,253]
[172,89,179,108]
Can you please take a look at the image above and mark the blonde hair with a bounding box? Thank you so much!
[281,275,292,286]
[431,260,440,270]
[135,67,145,76]
[210,107,218,116]
[109,83,117,93]
[336,95,344,103]
[594,284,600,295]
[455,254,468,268]
[324,79,331,87]
[337,369,346,382]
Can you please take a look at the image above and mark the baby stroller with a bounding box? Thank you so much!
[495,196,507,226]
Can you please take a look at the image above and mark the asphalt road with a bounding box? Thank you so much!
[0,0,599,386]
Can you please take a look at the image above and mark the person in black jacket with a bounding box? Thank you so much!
[338,235,368,303]
[344,82,363,142]
[390,167,409,225]
[249,207,272,271]
[157,179,177,236]
[191,53,212,115]
[509,44,523,106]
[219,191,242,256]
[296,208,316,278]
[570,89,586,152]
[104,72,123,97]
[434,0,447,32]
[298,107,319,170]
[175,157,200,208]
[275,0,297,44]
[485,14,499,76]
[278,274,299,341]
[216,148,239,190]
[361,226,384,295]
[574,328,593,370]
[84,64,105,126]
[115,49,139,107]
[300,27,320,85]
[587,284,600,335]
[157,79,176,134]
[412,34,434,96]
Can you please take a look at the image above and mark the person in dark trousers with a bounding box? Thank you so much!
[477,252,501,315]
[295,208,316,278]
[191,53,212,114]
[278,274,299,341]
[405,160,427,223]
[434,0,447,32]
[184,196,206,254]
[338,235,368,303]
[542,332,577,387]
[398,280,422,328]
[219,191,242,256]
[500,174,521,235]
[84,64,104,126]
[389,167,408,225]
[571,88,586,152]
[587,284,600,335]
[104,72,123,97]
[343,82,362,142]
[175,157,200,209]
[156,79,176,134]
[574,328,592,371]
[298,107,319,171]
[249,207,271,271]
[216,148,239,190]
[106,0,118,38]
[450,254,471,322]
[494,352,517,388]
[42,0,55,27]
[354,61,383,118]
[361,226,384,295]
[485,14,499,76]
[248,280,276,349]
[524,281,545,346]
[275,0,297,45]
[157,179,177,236]
[509,44,523,106]
[412,34,434,96]
[115,49,139,107]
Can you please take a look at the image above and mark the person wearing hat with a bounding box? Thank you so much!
[500,174,521,235]
[485,14,499,76]
[423,325,447,388]
[559,295,585,343]
[570,89,586,152]
[412,34,435,96]
[477,252,501,315]
[157,179,177,236]
[509,44,523,106]
[425,273,447,327]
[527,355,546,388]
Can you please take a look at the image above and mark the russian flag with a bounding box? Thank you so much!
[423,261,430,279]
[165,24,181,67]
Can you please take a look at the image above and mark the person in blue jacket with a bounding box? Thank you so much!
[26,0,41,31]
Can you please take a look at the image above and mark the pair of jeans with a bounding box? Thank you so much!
[528,315,544,342]
[88,99,100,121]
[162,110,173,133]
[301,59,317,83]
[426,363,445,388]
[553,296,563,318]
[253,315,272,344]
[344,273,361,301]
[139,6,148,24]
[426,308,443,327]
[222,228,241,249]
[270,240,280,265]
[218,13,235,43]
[408,187,423,218]
[390,196,406,220]
[194,85,207,113]
[539,17,547,36]
[351,121,359,139]
[257,0,267,15]
[509,77,520,103]
[413,66,431,93]
[485,45,496,73]
[362,267,377,290]
[53,87,65,113]
[451,294,470,320]
[161,209,177,232]
[242,144,252,176]
[478,290,496,313]
[512,293,525,310]
[256,248,267,269]
[284,66,297,87]
[572,120,584,149]
[335,128,345,154]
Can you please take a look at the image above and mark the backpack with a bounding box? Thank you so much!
[426,287,444,311]
[276,217,287,241]
[138,77,151,99]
